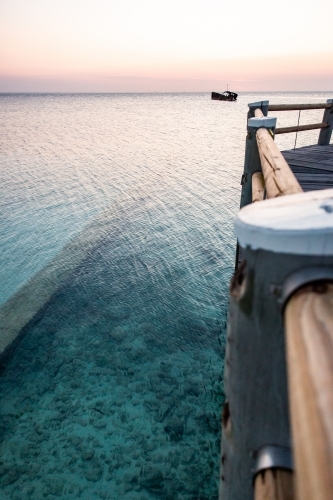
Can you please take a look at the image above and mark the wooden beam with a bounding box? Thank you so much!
[248,100,269,117]
[275,123,328,135]
[284,282,333,500]
[256,128,303,198]
[268,104,332,111]
[318,100,333,145]
[255,108,265,118]
[239,113,263,208]
[255,469,294,500]
[252,172,265,202]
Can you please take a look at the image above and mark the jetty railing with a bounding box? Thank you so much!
[221,99,333,500]
[240,99,333,208]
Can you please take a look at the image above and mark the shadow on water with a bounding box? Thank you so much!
[0,191,230,500]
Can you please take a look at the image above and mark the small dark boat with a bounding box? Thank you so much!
[211,91,238,101]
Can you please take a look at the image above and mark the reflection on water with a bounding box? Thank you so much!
[0,92,330,498]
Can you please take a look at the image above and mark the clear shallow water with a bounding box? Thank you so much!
[0,92,331,499]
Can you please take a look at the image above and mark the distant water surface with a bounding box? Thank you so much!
[0,92,331,499]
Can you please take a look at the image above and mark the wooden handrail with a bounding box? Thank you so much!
[254,108,264,118]
[275,122,329,135]
[284,282,333,500]
[256,128,303,198]
[255,469,294,500]
[252,172,265,202]
[268,103,332,111]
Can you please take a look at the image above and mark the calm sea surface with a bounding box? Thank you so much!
[0,92,331,499]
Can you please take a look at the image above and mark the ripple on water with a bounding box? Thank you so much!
[0,91,329,498]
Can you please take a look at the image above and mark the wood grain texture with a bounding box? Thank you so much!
[256,128,303,198]
[285,282,333,500]
[268,103,331,111]
[252,171,265,202]
[255,108,265,118]
[240,131,262,208]
[254,469,294,500]
[318,104,333,145]
[282,144,333,160]
[284,160,333,172]
[275,123,328,135]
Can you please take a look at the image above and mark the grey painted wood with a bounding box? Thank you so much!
[282,144,333,154]
[281,146,333,180]
[285,152,333,161]
[248,100,269,117]
[290,166,324,173]
[284,161,333,172]
[240,133,262,208]
[221,249,333,500]
[318,100,333,145]
[294,173,333,183]
[225,109,333,499]
[239,106,268,208]
[282,154,333,165]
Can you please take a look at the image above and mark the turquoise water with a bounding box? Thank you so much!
[0,92,331,499]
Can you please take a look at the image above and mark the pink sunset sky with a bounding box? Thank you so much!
[0,0,332,92]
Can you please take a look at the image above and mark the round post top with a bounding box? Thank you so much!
[235,189,333,256]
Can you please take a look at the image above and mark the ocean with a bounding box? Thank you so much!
[0,92,331,499]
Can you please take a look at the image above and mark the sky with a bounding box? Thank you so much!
[0,0,332,92]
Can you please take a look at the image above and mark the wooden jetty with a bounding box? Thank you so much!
[221,99,333,500]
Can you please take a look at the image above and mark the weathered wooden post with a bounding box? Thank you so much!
[236,102,271,267]
[318,99,333,145]
[252,172,265,203]
[240,101,269,209]
[220,188,333,500]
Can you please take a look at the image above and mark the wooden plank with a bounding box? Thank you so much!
[288,144,333,151]
[290,165,327,172]
[297,183,333,192]
[301,186,330,192]
[292,168,330,176]
[222,250,292,500]
[239,122,263,208]
[284,282,333,500]
[296,149,333,157]
[268,103,331,111]
[282,146,333,158]
[256,128,303,198]
[318,100,333,145]
[275,123,328,135]
[286,162,333,172]
[283,161,333,173]
[295,173,333,185]
[286,149,333,156]
[254,469,294,500]
[283,153,333,163]
[283,154,333,164]
[252,172,265,202]
[299,184,333,192]
[283,144,333,150]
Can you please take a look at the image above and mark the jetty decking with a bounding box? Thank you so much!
[222,99,333,500]
[236,104,333,268]
[282,144,333,192]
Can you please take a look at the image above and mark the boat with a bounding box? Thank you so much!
[211,90,238,101]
